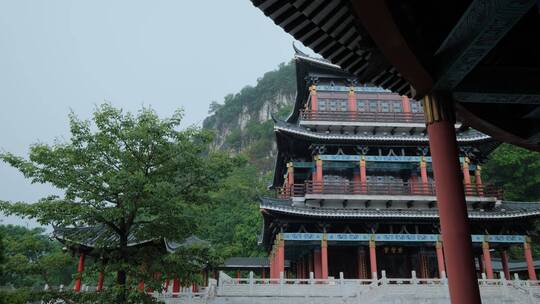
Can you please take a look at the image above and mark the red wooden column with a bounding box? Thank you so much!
[369,239,377,279]
[402,96,412,122]
[348,85,357,120]
[482,241,494,279]
[357,248,367,279]
[314,156,323,193]
[276,235,285,278]
[423,94,480,304]
[420,156,428,194]
[475,165,484,196]
[73,252,85,292]
[309,84,317,112]
[313,249,322,279]
[435,241,446,278]
[360,157,367,193]
[96,271,104,292]
[524,238,537,280]
[172,278,180,297]
[500,249,511,280]
[463,157,472,195]
[286,162,294,197]
[321,236,329,280]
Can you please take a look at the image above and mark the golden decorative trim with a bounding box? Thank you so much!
[309,84,317,94]
[422,93,456,125]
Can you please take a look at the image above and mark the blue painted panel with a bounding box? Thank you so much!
[282,233,526,244]
[318,155,433,163]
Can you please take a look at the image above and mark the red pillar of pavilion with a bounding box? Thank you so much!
[348,86,356,112]
[482,241,494,279]
[73,252,85,292]
[321,237,329,280]
[286,162,294,197]
[435,241,446,278]
[313,249,322,279]
[463,157,472,195]
[423,94,481,304]
[402,96,411,113]
[276,235,285,278]
[475,166,484,196]
[369,239,377,279]
[501,249,511,280]
[309,84,317,112]
[314,156,323,193]
[360,157,367,193]
[524,239,537,280]
[96,272,104,292]
[420,157,429,194]
[172,278,181,297]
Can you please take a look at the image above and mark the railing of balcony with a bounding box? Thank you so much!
[300,110,425,123]
[277,181,502,199]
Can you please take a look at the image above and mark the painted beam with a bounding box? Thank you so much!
[433,0,536,91]
[282,233,525,244]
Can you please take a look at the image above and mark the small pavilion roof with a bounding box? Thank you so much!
[53,225,208,254]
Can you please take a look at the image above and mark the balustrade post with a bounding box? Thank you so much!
[249,271,254,295]
[309,272,314,285]
[411,270,418,285]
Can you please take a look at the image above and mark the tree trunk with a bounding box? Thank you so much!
[116,234,129,303]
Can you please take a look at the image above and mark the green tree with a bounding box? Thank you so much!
[201,161,268,258]
[0,225,71,289]
[0,104,237,302]
[483,144,540,201]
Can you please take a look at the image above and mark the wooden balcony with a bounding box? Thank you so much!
[278,181,502,201]
[300,110,425,123]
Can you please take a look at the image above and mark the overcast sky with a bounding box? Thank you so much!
[0,0,307,227]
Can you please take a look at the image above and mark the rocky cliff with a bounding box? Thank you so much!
[203,61,296,171]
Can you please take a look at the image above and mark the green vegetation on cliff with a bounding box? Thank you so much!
[203,61,296,171]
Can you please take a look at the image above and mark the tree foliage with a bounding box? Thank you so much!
[0,225,71,289]
[0,104,240,301]
[483,144,540,201]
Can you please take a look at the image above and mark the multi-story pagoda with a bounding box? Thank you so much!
[260,51,540,281]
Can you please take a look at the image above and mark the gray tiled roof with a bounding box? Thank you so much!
[260,197,540,220]
[275,120,491,144]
